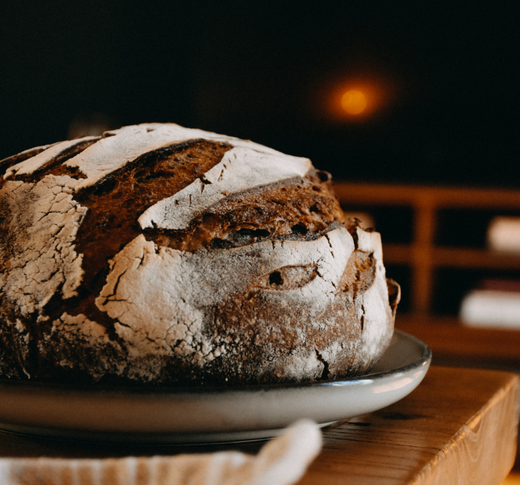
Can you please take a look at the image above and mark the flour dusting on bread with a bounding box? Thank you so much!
[0,123,399,385]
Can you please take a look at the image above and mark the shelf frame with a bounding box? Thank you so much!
[335,182,520,314]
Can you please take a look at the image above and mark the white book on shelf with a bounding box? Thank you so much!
[460,288,520,329]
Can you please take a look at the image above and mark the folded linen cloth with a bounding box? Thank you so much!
[0,420,321,485]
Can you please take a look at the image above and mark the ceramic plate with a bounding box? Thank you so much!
[0,330,430,444]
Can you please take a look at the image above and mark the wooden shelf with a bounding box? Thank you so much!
[335,182,520,314]
[334,182,520,209]
[384,244,520,269]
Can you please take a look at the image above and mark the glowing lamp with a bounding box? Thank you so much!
[341,89,367,115]
[320,76,396,123]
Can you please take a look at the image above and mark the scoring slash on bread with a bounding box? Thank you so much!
[0,123,400,386]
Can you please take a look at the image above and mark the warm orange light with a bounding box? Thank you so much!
[318,75,397,123]
[341,89,367,115]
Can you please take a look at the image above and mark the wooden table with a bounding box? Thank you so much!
[297,366,518,485]
[0,366,517,485]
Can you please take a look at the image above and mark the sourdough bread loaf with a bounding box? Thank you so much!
[0,123,399,386]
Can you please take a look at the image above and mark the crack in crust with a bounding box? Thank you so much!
[42,139,234,330]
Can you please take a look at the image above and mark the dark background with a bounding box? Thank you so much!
[1,1,519,187]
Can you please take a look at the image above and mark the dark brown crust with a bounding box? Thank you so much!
[0,144,56,180]
[0,138,102,187]
[41,140,234,331]
[146,170,346,251]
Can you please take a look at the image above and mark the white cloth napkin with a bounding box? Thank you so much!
[0,420,321,485]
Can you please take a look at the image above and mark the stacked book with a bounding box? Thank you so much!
[460,279,520,329]
[460,217,520,329]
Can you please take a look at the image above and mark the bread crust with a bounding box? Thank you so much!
[0,123,398,386]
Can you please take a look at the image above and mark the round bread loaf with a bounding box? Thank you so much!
[0,123,399,386]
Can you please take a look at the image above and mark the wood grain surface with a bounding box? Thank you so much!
[297,366,518,485]
[0,366,517,485]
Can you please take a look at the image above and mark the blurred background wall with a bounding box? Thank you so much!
[1,1,519,187]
